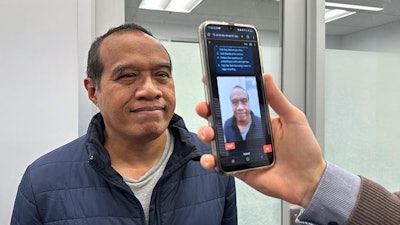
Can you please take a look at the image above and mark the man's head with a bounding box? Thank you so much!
[230,85,251,126]
[86,23,171,88]
[84,23,176,144]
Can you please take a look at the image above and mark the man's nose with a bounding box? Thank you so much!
[134,76,162,99]
[236,102,245,110]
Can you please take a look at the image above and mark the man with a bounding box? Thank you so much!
[197,73,400,225]
[224,85,263,142]
[11,23,237,225]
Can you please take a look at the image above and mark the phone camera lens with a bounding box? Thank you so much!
[228,26,234,31]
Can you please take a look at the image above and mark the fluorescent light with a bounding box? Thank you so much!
[325,9,356,23]
[325,2,383,11]
[139,0,203,13]
[166,0,203,13]
[139,0,170,11]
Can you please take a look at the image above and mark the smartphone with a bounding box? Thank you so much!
[198,21,275,174]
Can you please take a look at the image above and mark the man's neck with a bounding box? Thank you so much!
[105,131,168,179]
[237,117,252,130]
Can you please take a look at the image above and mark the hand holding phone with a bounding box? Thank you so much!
[197,73,327,207]
[198,21,275,174]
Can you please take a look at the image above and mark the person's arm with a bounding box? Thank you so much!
[11,166,42,225]
[296,162,361,225]
[346,177,400,225]
[298,162,400,225]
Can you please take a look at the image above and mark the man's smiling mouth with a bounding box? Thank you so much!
[130,106,165,113]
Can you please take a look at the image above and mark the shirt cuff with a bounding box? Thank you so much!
[296,161,361,225]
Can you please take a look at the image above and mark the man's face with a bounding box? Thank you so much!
[87,30,175,143]
[230,87,250,125]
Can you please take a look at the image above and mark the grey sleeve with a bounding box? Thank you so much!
[296,162,361,225]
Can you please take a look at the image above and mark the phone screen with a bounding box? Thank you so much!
[199,22,274,173]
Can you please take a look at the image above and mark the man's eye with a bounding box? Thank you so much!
[156,72,170,78]
[119,73,136,79]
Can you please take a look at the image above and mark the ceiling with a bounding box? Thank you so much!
[125,0,400,36]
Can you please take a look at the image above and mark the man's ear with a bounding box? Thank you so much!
[84,78,98,105]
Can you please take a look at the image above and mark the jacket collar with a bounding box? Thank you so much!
[230,110,256,128]
[85,113,202,176]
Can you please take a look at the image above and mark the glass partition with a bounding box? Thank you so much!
[325,49,400,190]
[325,4,400,191]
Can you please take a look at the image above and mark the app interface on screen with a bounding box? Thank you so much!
[205,24,273,169]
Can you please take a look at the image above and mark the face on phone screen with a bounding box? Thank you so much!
[200,22,274,173]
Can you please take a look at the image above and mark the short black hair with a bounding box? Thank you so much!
[230,85,249,101]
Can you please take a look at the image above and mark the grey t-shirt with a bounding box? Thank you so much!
[123,130,174,225]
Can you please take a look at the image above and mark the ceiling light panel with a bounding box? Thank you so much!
[325,8,356,23]
[325,2,383,11]
[139,0,203,13]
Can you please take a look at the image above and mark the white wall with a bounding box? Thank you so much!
[0,0,79,222]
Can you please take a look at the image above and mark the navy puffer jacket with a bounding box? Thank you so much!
[11,113,237,225]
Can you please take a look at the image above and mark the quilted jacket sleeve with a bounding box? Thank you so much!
[347,177,400,225]
[11,166,43,225]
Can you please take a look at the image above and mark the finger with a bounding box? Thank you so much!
[195,101,210,119]
[197,126,214,143]
[200,154,216,170]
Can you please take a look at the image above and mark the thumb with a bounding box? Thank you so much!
[263,73,297,118]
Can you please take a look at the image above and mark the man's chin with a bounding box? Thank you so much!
[130,124,167,141]
[236,116,249,122]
